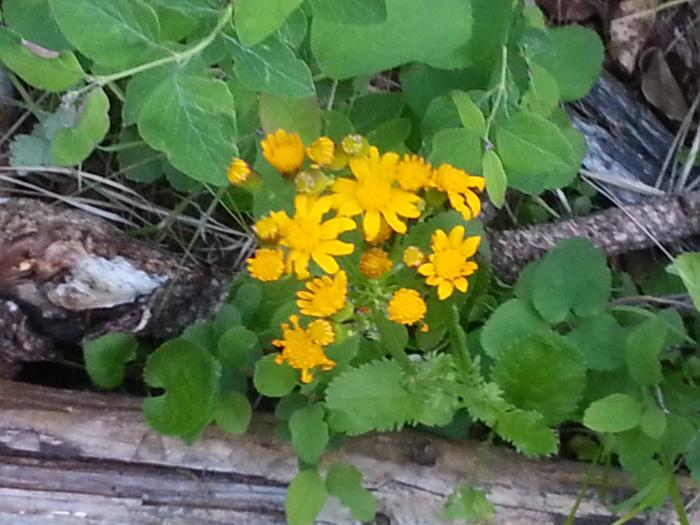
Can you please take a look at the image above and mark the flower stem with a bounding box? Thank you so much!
[483,45,508,141]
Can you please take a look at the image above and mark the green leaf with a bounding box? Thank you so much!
[375,316,408,357]
[148,0,221,17]
[310,0,387,24]
[51,87,110,166]
[496,110,577,193]
[326,463,377,522]
[493,333,586,425]
[286,468,327,525]
[4,0,72,50]
[289,404,329,464]
[83,333,138,389]
[9,134,51,167]
[625,316,667,387]
[495,409,558,456]
[225,34,315,98]
[138,74,237,186]
[232,281,262,323]
[235,0,303,47]
[421,95,462,139]
[687,431,700,483]
[218,326,258,369]
[259,93,321,144]
[253,354,298,397]
[532,25,604,101]
[481,150,507,208]
[667,253,700,311]
[350,93,405,134]
[325,360,420,435]
[143,339,221,440]
[639,405,666,440]
[430,128,482,174]
[480,299,548,359]
[567,313,627,371]
[0,28,83,92]
[450,90,486,135]
[49,0,168,72]
[530,238,611,323]
[311,0,472,78]
[583,393,642,433]
[441,486,495,522]
[367,118,411,152]
[521,63,560,117]
[214,391,252,435]
[117,132,163,183]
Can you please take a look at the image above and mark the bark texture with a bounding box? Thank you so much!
[0,380,696,525]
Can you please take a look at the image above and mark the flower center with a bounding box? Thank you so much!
[356,179,392,211]
[433,249,464,279]
[286,218,321,252]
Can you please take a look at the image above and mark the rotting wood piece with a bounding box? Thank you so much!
[0,380,696,525]
[0,198,230,375]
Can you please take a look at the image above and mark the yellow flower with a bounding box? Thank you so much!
[396,154,432,191]
[341,134,370,157]
[254,214,280,242]
[275,194,356,279]
[262,129,305,174]
[360,248,392,278]
[297,271,348,317]
[273,315,335,383]
[247,248,285,282]
[388,288,427,326]
[332,146,421,239]
[431,164,485,220]
[307,319,336,345]
[365,218,393,244]
[418,226,480,300]
[227,158,251,186]
[402,246,426,268]
[307,136,335,166]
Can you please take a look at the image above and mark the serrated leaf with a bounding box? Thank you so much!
[495,409,558,456]
[254,354,298,397]
[143,339,221,441]
[567,313,627,371]
[583,393,642,433]
[259,93,321,144]
[326,463,377,522]
[311,0,472,78]
[4,0,72,50]
[496,110,577,194]
[138,74,237,186]
[310,0,387,24]
[218,325,258,369]
[235,0,303,47]
[289,404,329,464]
[429,128,482,174]
[83,333,138,389]
[325,360,420,435]
[625,316,667,386]
[286,469,327,525]
[214,391,252,435]
[480,299,548,359]
[481,150,507,208]
[49,0,168,72]
[441,486,495,522]
[668,253,700,311]
[52,88,110,166]
[530,238,611,323]
[9,134,51,167]
[0,28,83,92]
[225,34,314,98]
[492,333,586,425]
[532,25,603,101]
[450,90,486,135]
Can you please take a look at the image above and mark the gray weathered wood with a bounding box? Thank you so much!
[0,380,696,524]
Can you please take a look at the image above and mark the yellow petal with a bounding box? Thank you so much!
[338,200,363,216]
[312,250,339,274]
[461,236,481,257]
[466,175,486,190]
[322,239,354,255]
[432,229,449,251]
[448,225,465,248]
[418,262,434,276]
[382,210,406,233]
[454,277,468,292]
[465,189,482,217]
[438,280,454,300]
[363,210,381,239]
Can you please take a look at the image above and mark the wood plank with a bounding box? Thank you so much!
[0,380,696,524]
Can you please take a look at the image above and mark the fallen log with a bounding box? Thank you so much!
[0,379,696,525]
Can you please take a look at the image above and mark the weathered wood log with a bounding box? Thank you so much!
[0,380,696,525]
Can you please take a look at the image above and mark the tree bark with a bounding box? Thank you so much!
[0,380,696,525]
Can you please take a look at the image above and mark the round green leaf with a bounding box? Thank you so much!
[214,391,252,435]
[567,313,627,371]
[286,469,327,525]
[83,333,137,389]
[326,463,377,522]
[289,404,329,464]
[521,63,560,116]
[235,0,303,47]
[480,299,548,359]
[625,316,667,387]
[143,339,222,440]
[254,354,298,397]
[430,128,482,174]
[218,326,258,369]
[583,393,642,433]
[640,406,666,440]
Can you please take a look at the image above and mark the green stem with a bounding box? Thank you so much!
[669,468,691,525]
[447,303,472,372]
[80,3,232,92]
[483,45,508,140]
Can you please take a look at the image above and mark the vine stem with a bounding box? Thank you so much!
[76,3,233,96]
[483,45,508,141]
[669,469,691,525]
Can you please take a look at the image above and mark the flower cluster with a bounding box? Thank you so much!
[231,129,485,384]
